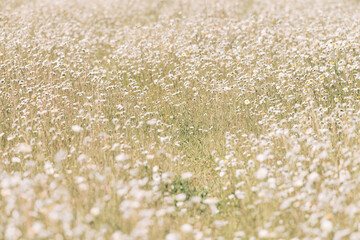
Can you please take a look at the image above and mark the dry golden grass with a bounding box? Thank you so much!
[1,0,360,239]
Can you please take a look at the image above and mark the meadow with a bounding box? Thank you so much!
[1,0,360,239]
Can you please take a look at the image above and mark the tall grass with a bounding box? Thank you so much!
[1,0,360,239]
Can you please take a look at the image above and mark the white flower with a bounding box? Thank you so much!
[350,232,360,240]
[204,198,219,215]
[90,207,100,216]
[180,224,193,233]
[116,104,124,110]
[255,167,268,180]
[146,119,157,125]
[77,154,87,163]
[83,136,92,145]
[55,149,67,162]
[334,229,351,240]
[71,125,83,132]
[256,154,266,162]
[16,143,32,153]
[31,221,44,234]
[115,154,130,162]
[204,197,219,204]
[258,229,269,238]
[234,231,245,237]
[112,231,127,240]
[165,233,180,240]
[153,165,159,172]
[319,151,328,159]
[280,199,292,210]
[307,172,319,183]
[321,219,333,233]
[175,193,187,202]
[152,173,161,184]
[44,162,54,175]
[181,172,193,179]
[236,169,244,178]
[11,157,21,163]
[235,190,245,199]
[213,220,228,228]
[191,196,201,203]
[294,179,303,187]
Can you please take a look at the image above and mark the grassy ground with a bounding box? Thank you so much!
[1,0,360,239]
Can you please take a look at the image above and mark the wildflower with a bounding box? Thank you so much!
[146,119,157,125]
[152,173,161,184]
[235,190,245,199]
[321,219,333,233]
[180,224,193,233]
[115,154,131,162]
[71,125,83,132]
[112,231,126,240]
[90,207,100,216]
[213,220,228,228]
[204,198,219,215]
[55,149,67,162]
[294,179,303,187]
[244,99,250,105]
[334,229,351,240]
[16,143,32,153]
[175,193,186,201]
[258,229,269,238]
[307,172,319,183]
[11,157,21,163]
[44,162,54,175]
[166,233,180,240]
[234,231,245,238]
[334,97,339,102]
[181,172,193,179]
[255,167,268,180]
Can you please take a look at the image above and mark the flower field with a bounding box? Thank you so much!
[1,0,360,239]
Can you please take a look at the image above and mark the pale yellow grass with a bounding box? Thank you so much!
[1,0,360,239]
